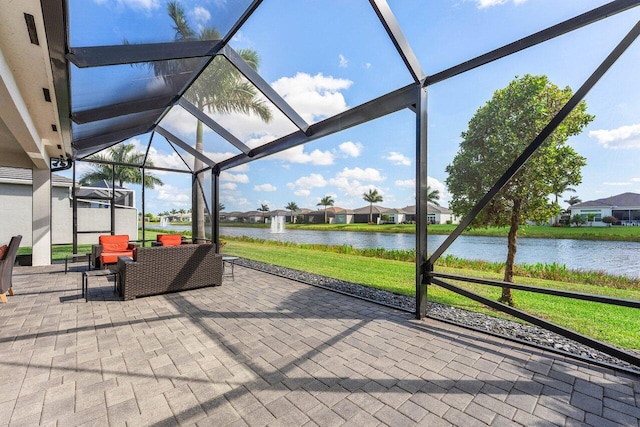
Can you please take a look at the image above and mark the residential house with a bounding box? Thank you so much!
[570,192,640,226]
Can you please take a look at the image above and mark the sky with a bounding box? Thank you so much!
[64,0,640,215]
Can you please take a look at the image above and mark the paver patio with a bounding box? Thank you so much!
[0,263,638,426]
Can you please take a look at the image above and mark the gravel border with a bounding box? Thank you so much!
[236,257,640,374]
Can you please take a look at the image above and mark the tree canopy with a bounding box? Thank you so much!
[445,74,593,305]
[158,1,272,240]
[317,195,335,224]
[80,144,163,189]
[362,189,383,223]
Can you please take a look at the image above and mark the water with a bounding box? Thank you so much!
[143,223,640,278]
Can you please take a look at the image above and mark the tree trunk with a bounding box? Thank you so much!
[195,120,205,242]
[369,203,373,223]
[500,199,521,306]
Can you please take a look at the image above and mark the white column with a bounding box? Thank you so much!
[32,167,51,266]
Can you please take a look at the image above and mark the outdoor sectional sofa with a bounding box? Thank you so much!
[117,243,223,300]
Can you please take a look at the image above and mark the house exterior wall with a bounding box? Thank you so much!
[0,182,138,247]
[0,182,33,245]
[569,207,612,226]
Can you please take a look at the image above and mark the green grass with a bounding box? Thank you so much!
[222,237,640,350]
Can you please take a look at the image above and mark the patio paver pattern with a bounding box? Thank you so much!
[0,264,638,426]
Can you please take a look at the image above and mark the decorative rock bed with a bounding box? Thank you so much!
[236,258,640,374]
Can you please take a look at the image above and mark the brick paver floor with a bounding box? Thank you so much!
[0,264,638,426]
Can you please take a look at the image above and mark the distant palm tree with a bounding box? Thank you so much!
[362,189,383,223]
[317,195,334,224]
[427,185,440,206]
[79,144,163,188]
[155,2,272,241]
[285,201,299,223]
[257,203,270,222]
[564,195,582,206]
[218,202,225,211]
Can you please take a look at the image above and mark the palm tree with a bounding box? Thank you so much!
[158,2,272,241]
[564,195,582,206]
[257,203,270,222]
[362,189,383,223]
[79,144,163,188]
[285,201,299,223]
[317,195,334,224]
[426,185,440,206]
[218,202,225,211]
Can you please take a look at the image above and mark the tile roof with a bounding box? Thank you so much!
[0,166,72,186]
[571,192,640,209]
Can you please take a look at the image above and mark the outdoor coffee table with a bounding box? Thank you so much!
[222,256,238,280]
[65,252,91,274]
[82,268,118,302]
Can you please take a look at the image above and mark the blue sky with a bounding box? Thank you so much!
[66,0,640,215]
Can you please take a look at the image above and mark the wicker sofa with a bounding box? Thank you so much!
[117,244,223,300]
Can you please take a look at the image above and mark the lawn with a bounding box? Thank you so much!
[222,238,640,350]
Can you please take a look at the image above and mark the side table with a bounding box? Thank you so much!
[222,256,239,281]
[82,268,118,302]
[65,253,91,274]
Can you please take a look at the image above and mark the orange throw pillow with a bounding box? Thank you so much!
[0,245,7,260]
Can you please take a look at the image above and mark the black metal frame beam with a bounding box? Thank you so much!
[67,40,223,68]
[432,272,640,308]
[431,277,640,367]
[428,20,640,265]
[220,0,263,46]
[415,87,428,319]
[369,0,425,83]
[155,126,217,169]
[425,0,640,86]
[219,84,419,171]
[73,124,153,158]
[222,46,309,133]
[72,97,175,124]
[177,98,251,154]
[76,158,193,175]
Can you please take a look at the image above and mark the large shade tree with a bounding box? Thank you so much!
[446,74,593,305]
[80,143,163,188]
[362,189,383,223]
[157,2,272,241]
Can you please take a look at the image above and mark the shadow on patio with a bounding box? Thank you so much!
[0,264,638,426]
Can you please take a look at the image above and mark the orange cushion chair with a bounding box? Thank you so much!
[156,234,182,246]
[98,235,135,266]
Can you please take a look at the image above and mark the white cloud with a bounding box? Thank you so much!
[220,171,249,183]
[339,141,363,157]
[603,182,631,186]
[329,167,385,198]
[386,152,411,166]
[254,183,277,192]
[294,189,310,197]
[364,62,372,69]
[271,146,334,165]
[339,54,348,68]
[220,183,237,191]
[192,6,211,24]
[589,123,640,149]
[271,72,353,123]
[335,167,384,182]
[471,0,527,8]
[395,179,415,189]
[287,174,327,189]
[155,184,190,207]
[94,0,160,11]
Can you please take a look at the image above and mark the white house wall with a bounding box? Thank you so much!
[0,182,33,245]
[1,182,138,247]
